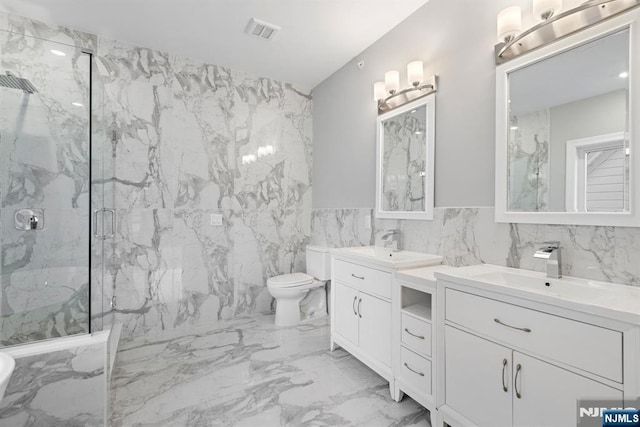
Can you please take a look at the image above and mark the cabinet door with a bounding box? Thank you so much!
[334,282,359,346]
[358,292,391,367]
[512,352,623,427]
[445,326,512,427]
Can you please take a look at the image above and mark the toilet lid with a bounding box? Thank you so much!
[268,272,314,287]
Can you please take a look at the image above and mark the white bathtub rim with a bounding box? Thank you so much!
[1,330,110,359]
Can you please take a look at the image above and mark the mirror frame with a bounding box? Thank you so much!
[376,94,435,220]
[495,8,640,226]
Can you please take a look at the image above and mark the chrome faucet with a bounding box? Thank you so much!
[534,241,562,278]
[381,229,400,251]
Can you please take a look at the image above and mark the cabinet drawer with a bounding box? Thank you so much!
[445,289,623,382]
[401,313,431,357]
[334,259,391,299]
[400,346,432,395]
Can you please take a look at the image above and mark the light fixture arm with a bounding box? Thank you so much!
[378,75,438,114]
[495,0,640,64]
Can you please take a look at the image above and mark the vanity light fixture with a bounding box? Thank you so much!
[374,60,437,114]
[620,71,629,78]
[495,0,640,64]
[71,102,84,107]
[50,49,66,56]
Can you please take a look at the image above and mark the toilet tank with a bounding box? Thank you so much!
[306,245,331,280]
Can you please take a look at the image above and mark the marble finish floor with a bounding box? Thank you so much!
[110,315,430,426]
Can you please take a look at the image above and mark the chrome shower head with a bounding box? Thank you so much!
[0,72,38,94]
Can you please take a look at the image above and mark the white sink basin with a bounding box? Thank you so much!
[331,246,443,269]
[435,264,640,324]
[0,352,15,401]
[472,270,618,300]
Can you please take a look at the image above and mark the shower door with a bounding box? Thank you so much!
[0,34,94,346]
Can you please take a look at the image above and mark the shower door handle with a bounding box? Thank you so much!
[93,208,116,240]
[105,208,115,239]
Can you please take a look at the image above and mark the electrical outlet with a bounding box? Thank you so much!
[210,213,223,226]
[364,215,372,230]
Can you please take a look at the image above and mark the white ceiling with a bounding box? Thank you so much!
[0,0,430,91]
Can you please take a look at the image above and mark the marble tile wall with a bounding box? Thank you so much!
[0,11,313,340]
[311,207,640,287]
[97,44,312,338]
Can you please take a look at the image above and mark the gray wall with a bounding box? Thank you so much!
[312,0,536,209]
[548,90,628,210]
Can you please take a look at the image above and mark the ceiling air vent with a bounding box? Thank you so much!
[245,18,281,41]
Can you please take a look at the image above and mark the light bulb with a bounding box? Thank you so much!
[407,61,424,87]
[497,6,522,43]
[385,70,400,95]
[374,81,386,101]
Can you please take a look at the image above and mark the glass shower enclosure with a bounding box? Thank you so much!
[0,32,107,347]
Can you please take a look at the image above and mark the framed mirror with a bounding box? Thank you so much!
[376,94,435,220]
[495,8,640,226]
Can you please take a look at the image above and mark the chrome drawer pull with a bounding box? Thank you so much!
[351,274,365,280]
[501,359,508,392]
[494,318,532,333]
[357,298,362,318]
[515,363,522,399]
[404,363,425,377]
[352,296,358,316]
[404,328,425,340]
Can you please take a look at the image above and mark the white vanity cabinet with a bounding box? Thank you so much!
[391,266,453,413]
[445,325,621,427]
[334,282,392,367]
[330,247,443,392]
[331,259,393,379]
[435,266,640,427]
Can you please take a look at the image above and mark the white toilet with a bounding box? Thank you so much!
[267,245,331,326]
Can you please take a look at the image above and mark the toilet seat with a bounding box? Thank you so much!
[267,272,314,288]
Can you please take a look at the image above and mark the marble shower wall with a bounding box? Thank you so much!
[311,207,640,287]
[0,15,96,345]
[96,38,312,338]
[0,11,312,340]
[508,110,550,212]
